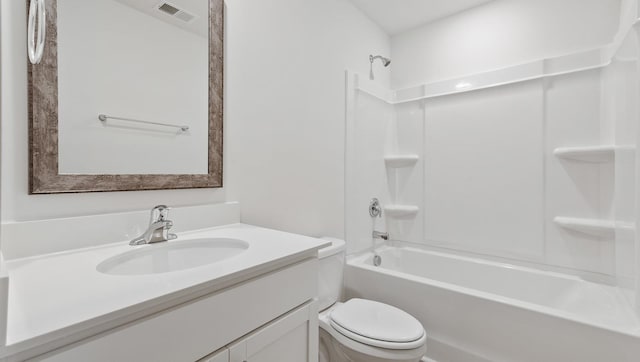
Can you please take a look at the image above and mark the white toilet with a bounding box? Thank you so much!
[318,238,427,362]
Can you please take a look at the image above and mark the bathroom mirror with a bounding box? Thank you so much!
[28,0,223,193]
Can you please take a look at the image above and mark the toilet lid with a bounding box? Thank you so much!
[329,299,425,344]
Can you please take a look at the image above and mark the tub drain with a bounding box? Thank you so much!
[373,254,382,267]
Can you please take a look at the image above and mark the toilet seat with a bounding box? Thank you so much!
[328,299,426,350]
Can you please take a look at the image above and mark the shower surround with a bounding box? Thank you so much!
[345,0,640,360]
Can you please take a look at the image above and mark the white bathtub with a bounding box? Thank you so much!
[344,246,640,362]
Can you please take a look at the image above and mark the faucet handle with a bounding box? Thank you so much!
[150,205,171,223]
[369,198,382,218]
[163,220,177,241]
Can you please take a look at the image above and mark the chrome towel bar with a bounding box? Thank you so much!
[98,114,189,132]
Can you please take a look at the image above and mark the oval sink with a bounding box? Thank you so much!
[97,238,249,276]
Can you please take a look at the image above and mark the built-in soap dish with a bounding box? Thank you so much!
[553,146,618,163]
[384,155,419,168]
[553,217,634,239]
[384,205,419,219]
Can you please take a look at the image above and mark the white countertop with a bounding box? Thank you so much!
[0,223,329,360]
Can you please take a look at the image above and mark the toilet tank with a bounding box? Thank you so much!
[318,237,346,311]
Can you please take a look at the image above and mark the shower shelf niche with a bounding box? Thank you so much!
[384,155,419,168]
[384,205,419,219]
[553,217,634,239]
[553,146,617,163]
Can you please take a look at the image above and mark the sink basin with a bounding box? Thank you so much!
[97,238,249,275]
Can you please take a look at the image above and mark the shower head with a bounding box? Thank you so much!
[369,54,391,80]
[370,54,391,67]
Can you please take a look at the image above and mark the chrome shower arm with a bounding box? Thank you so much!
[369,54,391,80]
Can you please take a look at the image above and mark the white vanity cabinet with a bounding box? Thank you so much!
[228,301,318,362]
[202,301,318,362]
[27,259,319,362]
[200,349,229,362]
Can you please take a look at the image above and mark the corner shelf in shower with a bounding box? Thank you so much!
[384,205,419,219]
[553,146,616,163]
[552,217,634,239]
[384,155,419,168]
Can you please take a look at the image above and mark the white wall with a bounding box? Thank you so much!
[57,0,209,175]
[391,0,621,89]
[1,0,389,237]
[224,0,390,238]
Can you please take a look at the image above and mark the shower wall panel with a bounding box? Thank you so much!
[347,66,633,281]
[386,102,424,245]
[345,82,395,255]
[544,70,615,276]
[422,80,545,261]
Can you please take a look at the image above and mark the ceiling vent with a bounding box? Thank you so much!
[156,2,196,23]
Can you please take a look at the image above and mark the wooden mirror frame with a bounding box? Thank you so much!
[28,0,223,194]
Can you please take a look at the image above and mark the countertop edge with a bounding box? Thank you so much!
[0,245,325,361]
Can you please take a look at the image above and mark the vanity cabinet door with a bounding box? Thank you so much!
[199,348,229,362]
[229,301,318,362]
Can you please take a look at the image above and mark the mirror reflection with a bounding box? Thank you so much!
[56,0,209,175]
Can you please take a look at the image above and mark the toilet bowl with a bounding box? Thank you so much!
[318,238,427,362]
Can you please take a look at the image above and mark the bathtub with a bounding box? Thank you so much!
[344,246,640,362]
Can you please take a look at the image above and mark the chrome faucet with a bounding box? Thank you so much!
[130,205,177,246]
[371,230,388,267]
[372,230,389,240]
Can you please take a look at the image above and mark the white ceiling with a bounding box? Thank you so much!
[348,0,495,36]
[113,0,208,38]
